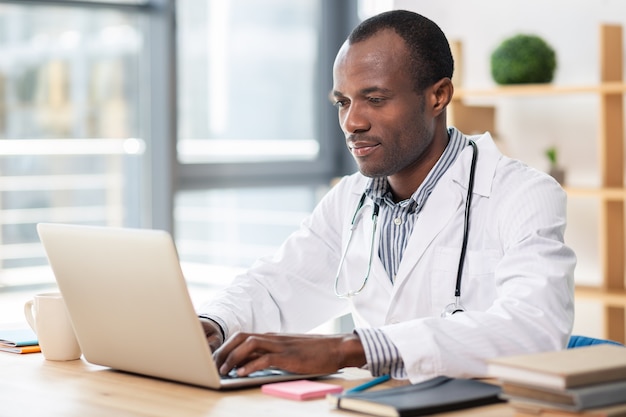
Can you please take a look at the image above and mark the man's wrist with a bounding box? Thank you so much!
[337,333,367,369]
[198,315,226,342]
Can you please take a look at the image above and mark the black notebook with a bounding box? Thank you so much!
[329,376,504,417]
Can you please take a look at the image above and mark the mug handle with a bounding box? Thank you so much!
[24,300,36,332]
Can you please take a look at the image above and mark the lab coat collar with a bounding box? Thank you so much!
[390,131,502,290]
[454,131,501,198]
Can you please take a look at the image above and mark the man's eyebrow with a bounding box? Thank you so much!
[360,86,393,95]
[330,86,393,100]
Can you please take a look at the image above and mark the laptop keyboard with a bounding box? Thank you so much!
[221,368,291,380]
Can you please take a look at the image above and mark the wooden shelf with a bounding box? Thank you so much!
[565,187,626,200]
[576,285,626,343]
[454,82,626,99]
[451,24,626,343]
[576,286,626,307]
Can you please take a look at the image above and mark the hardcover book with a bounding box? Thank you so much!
[487,345,626,390]
[328,376,503,417]
[501,379,626,411]
[511,399,626,417]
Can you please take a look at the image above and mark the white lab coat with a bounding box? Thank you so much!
[198,132,576,383]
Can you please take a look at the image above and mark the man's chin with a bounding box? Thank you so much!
[357,166,387,179]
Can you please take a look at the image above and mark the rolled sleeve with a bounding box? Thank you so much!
[355,327,408,379]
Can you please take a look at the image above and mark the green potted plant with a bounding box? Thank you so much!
[545,146,565,185]
[491,34,557,85]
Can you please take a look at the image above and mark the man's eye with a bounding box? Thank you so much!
[333,100,347,109]
[368,97,384,104]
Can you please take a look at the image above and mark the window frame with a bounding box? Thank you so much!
[174,0,358,195]
[0,0,360,236]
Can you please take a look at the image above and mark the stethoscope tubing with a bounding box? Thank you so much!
[334,194,380,298]
[334,140,478,312]
[453,139,478,298]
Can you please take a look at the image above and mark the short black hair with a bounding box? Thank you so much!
[348,10,454,92]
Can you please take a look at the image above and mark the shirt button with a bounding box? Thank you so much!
[394,217,402,226]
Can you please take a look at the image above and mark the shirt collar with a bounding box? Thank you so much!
[364,127,468,211]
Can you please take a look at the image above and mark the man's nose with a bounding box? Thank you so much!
[342,104,370,134]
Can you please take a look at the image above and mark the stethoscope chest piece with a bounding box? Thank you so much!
[441,296,466,317]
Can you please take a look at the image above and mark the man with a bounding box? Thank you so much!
[198,9,576,383]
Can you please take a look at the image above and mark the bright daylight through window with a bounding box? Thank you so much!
[0,3,147,285]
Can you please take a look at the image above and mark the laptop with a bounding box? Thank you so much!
[36,222,325,389]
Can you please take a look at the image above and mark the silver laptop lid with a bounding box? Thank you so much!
[37,223,322,389]
[36,223,227,388]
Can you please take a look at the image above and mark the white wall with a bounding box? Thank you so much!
[395,0,626,338]
[395,0,625,182]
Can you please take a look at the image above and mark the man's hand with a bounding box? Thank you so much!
[213,332,367,376]
[199,317,225,352]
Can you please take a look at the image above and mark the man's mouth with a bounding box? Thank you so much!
[349,142,380,157]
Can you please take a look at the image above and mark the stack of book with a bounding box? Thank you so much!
[0,328,40,354]
[487,344,626,417]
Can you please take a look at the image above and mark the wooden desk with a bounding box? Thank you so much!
[0,352,514,417]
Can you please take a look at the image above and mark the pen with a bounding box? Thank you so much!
[345,374,391,393]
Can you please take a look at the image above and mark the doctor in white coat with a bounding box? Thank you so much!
[198,10,576,383]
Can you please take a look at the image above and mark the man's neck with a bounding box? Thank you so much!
[387,133,450,202]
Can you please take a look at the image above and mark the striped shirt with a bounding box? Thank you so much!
[355,128,469,378]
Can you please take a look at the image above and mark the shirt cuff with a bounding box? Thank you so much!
[354,327,408,379]
[198,314,228,341]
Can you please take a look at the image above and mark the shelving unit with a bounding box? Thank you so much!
[450,24,626,343]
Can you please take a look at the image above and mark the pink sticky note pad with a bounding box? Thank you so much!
[261,380,344,401]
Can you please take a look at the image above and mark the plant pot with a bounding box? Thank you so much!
[549,167,566,185]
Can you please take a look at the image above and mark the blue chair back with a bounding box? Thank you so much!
[567,335,624,349]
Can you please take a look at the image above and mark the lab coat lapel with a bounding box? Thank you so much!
[394,177,464,288]
[392,133,499,288]
[392,141,477,288]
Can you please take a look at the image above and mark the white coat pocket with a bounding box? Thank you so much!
[432,247,500,313]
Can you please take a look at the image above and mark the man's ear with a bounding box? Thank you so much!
[430,77,454,116]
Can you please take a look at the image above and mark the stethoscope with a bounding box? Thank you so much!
[333,140,478,319]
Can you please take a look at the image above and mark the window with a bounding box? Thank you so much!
[0,2,150,282]
[175,186,328,269]
[0,0,358,284]
[176,0,320,164]
[174,0,352,270]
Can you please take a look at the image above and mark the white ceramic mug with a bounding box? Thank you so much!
[24,292,82,361]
